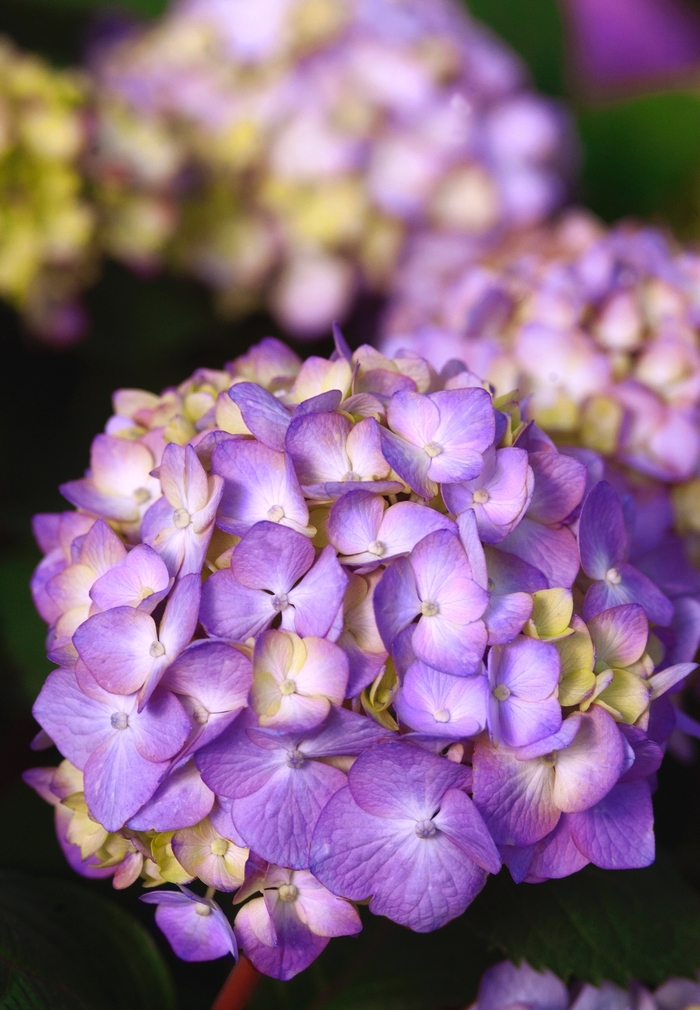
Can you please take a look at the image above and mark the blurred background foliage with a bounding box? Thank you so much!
[2,0,700,1007]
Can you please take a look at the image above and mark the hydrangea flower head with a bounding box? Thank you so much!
[26,334,696,978]
[0,37,94,343]
[381,213,700,508]
[86,0,571,336]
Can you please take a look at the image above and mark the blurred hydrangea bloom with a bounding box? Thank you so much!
[381,212,700,546]
[25,334,698,978]
[466,959,700,1010]
[0,37,94,344]
[86,0,571,336]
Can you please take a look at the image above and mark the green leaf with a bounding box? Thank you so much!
[468,860,700,986]
[0,871,176,1010]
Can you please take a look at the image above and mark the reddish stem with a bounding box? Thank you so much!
[211,957,261,1010]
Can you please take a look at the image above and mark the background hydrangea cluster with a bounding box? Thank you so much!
[467,959,700,1010]
[24,334,700,979]
[0,36,94,344]
[380,213,700,557]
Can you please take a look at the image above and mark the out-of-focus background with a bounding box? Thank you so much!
[3,1,700,1007]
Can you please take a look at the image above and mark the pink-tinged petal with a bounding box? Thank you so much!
[128,760,215,831]
[73,607,156,695]
[292,872,362,938]
[587,603,648,668]
[148,893,237,961]
[200,570,275,641]
[396,662,488,737]
[484,592,534,645]
[78,519,127,573]
[289,548,349,638]
[129,688,191,762]
[498,518,580,589]
[472,740,559,846]
[427,448,484,486]
[475,958,569,1010]
[434,787,501,874]
[32,667,110,770]
[568,780,654,869]
[267,693,332,733]
[526,452,587,525]
[514,715,583,760]
[285,412,353,485]
[553,707,626,813]
[347,741,467,820]
[162,640,252,716]
[213,439,309,536]
[431,388,495,456]
[444,447,533,544]
[84,734,167,832]
[377,502,455,560]
[59,480,136,523]
[496,694,563,749]
[345,417,390,478]
[413,613,488,676]
[310,786,488,932]
[374,556,421,651]
[293,637,348,704]
[522,817,590,882]
[230,521,314,592]
[579,481,626,579]
[327,491,384,556]
[229,382,291,451]
[413,530,488,625]
[61,435,156,522]
[490,637,560,701]
[160,443,209,513]
[235,897,327,980]
[158,573,202,658]
[387,389,439,446]
[231,761,346,869]
[379,426,434,499]
[649,662,696,700]
[90,543,170,612]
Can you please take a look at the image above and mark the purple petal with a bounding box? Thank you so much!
[489,637,560,701]
[129,688,191,762]
[235,896,327,980]
[583,563,673,626]
[498,518,580,589]
[587,603,648,668]
[73,606,156,695]
[33,667,110,770]
[310,786,488,932]
[484,545,548,594]
[229,382,291,451]
[285,412,354,485]
[288,547,349,638]
[395,661,488,738]
[568,780,654,869]
[90,544,170,612]
[373,556,421,651]
[526,451,587,525]
[522,816,589,881]
[472,740,559,846]
[346,741,467,820]
[230,520,314,591]
[552,707,626,813]
[379,426,434,499]
[128,759,215,831]
[327,491,384,557]
[476,957,569,1010]
[434,787,501,874]
[151,894,237,961]
[200,570,275,641]
[578,481,627,580]
[84,734,167,832]
[158,573,202,658]
[484,592,534,645]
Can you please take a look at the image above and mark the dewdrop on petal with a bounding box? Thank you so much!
[24,333,699,978]
[87,0,571,337]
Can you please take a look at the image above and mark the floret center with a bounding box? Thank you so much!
[421,599,439,617]
[415,819,437,838]
[280,678,297,696]
[110,711,129,730]
[278,884,298,902]
[173,507,191,529]
[193,703,209,724]
[424,441,442,458]
[605,567,622,584]
[434,708,450,723]
[210,838,229,857]
[493,684,511,701]
[368,540,385,556]
[267,504,285,522]
[286,748,305,769]
[472,488,490,504]
[150,640,166,658]
[272,593,289,612]
[133,487,151,505]
[194,903,212,916]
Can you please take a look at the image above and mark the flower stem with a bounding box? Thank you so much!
[211,957,260,1010]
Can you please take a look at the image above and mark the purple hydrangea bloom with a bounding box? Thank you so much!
[25,336,695,978]
[310,741,500,931]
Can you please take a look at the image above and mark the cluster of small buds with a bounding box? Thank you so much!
[381,212,700,505]
[26,334,700,979]
[466,959,700,1010]
[86,0,570,336]
[0,37,94,344]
